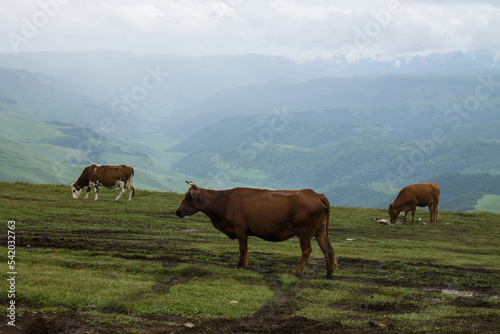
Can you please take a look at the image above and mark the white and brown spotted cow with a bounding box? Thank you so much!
[71,164,135,202]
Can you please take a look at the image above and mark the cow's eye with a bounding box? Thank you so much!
[186,194,192,200]
[72,189,75,193]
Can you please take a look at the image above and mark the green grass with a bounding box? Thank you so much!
[0,182,499,333]
[475,194,500,214]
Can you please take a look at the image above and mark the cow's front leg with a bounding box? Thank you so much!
[237,234,248,269]
[84,187,91,199]
[296,237,312,276]
[94,186,99,200]
[115,181,126,202]
[410,205,417,223]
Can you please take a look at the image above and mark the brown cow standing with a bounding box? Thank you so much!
[388,182,440,224]
[175,181,337,278]
[71,164,135,202]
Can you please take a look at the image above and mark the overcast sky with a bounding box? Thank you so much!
[1,0,500,62]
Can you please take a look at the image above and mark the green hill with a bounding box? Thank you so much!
[0,136,76,184]
[0,74,187,190]
[1,52,500,212]
[172,110,500,212]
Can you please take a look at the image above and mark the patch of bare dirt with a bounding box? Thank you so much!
[7,311,359,334]
[6,311,111,334]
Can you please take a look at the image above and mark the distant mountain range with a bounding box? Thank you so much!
[1,50,499,212]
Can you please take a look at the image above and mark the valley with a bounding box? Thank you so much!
[1,51,500,211]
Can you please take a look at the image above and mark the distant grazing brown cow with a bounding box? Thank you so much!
[71,164,135,202]
[175,181,337,278]
[388,182,440,224]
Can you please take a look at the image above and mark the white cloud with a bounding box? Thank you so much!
[1,0,499,61]
[114,4,167,33]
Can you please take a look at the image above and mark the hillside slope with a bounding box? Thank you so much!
[0,73,184,190]
[1,52,500,212]
[172,109,500,211]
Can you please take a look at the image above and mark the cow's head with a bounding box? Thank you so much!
[388,204,399,223]
[175,181,205,218]
[71,183,83,199]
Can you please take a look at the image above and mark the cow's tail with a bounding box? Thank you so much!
[319,194,330,233]
[320,194,337,271]
[126,168,135,197]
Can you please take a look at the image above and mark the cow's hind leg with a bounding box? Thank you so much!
[428,202,434,223]
[314,223,337,278]
[429,202,438,224]
[126,176,134,202]
[126,182,133,202]
[435,203,439,223]
[315,234,336,278]
[295,237,312,276]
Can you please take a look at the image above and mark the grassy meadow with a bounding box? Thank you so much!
[0,182,499,333]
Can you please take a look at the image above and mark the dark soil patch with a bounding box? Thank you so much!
[452,297,500,309]
[8,311,365,334]
[7,311,111,334]
[361,301,420,313]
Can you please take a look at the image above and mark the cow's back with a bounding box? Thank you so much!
[401,182,440,206]
[227,188,323,215]
[225,188,326,241]
[92,164,133,187]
